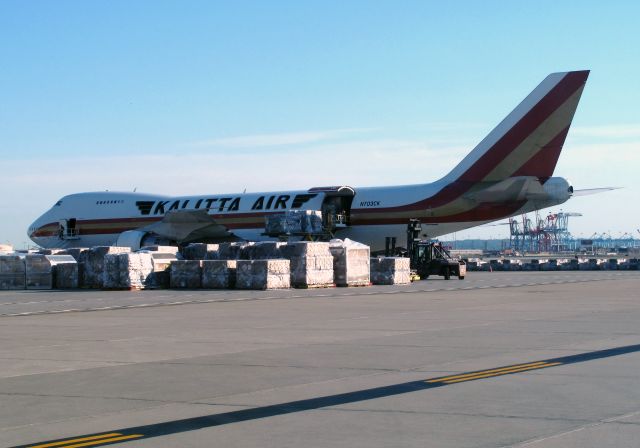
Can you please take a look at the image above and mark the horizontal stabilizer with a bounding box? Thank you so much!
[572,187,622,197]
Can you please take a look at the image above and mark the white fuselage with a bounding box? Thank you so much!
[28,178,572,252]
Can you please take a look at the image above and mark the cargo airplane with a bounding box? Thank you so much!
[29,70,606,251]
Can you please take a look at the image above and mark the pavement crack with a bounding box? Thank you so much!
[319,406,594,424]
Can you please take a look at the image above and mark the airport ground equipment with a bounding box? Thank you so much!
[411,241,466,280]
[407,219,465,280]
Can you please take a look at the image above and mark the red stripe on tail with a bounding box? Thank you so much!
[512,125,571,178]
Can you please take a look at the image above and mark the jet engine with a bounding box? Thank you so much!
[542,177,573,203]
[115,230,175,250]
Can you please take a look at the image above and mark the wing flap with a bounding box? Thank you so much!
[141,209,233,242]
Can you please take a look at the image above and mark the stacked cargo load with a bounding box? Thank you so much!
[0,255,25,290]
[61,248,89,262]
[370,257,411,285]
[53,263,79,289]
[170,260,203,288]
[46,255,79,289]
[139,245,180,255]
[265,210,323,235]
[329,239,370,287]
[102,253,121,289]
[146,252,178,289]
[241,241,287,260]
[121,253,154,289]
[80,246,131,288]
[182,243,220,260]
[37,249,67,255]
[236,259,290,290]
[25,254,53,290]
[103,253,154,289]
[281,242,334,288]
[202,260,237,289]
[215,242,254,260]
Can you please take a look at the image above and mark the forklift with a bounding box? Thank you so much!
[407,219,466,280]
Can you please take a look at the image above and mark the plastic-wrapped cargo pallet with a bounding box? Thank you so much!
[265,210,323,235]
[139,245,180,255]
[146,252,179,289]
[37,249,67,255]
[170,260,203,288]
[102,254,119,288]
[281,242,334,288]
[370,257,411,285]
[80,246,131,288]
[214,242,254,260]
[182,243,220,260]
[0,255,25,290]
[46,255,79,289]
[236,260,290,290]
[329,239,371,287]
[202,260,237,289]
[61,248,89,262]
[242,241,287,260]
[104,253,154,289]
[25,254,53,289]
[54,263,79,289]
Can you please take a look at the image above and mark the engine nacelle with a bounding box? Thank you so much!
[115,230,174,250]
[542,177,573,204]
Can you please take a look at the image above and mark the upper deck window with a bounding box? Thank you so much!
[54,200,62,206]
[96,199,124,205]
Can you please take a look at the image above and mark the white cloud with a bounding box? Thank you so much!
[557,141,640,186]
[190,128,375,149]
[571,124,640,139]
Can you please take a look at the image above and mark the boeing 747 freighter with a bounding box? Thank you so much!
[29,71,607,251]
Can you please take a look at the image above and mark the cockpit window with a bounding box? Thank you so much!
[55,200,62,206]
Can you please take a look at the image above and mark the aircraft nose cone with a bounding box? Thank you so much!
[28,218,42,239]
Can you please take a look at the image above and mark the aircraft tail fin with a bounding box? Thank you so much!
[442,70,589,183]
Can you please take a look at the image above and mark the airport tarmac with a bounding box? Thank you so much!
[1,271,640,447]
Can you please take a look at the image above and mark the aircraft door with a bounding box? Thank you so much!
[58,218,79,239]
[66,218,77,237]
[319,187,355,231]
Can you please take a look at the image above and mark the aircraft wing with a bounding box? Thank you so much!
[140,209,233,242]
[463,176,546,203]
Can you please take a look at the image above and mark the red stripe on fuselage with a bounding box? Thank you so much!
[351,201,527,225]
[35,200,529,238]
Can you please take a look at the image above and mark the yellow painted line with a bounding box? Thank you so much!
[28,434,123,448]
[444,362,563,384]
[61,434,143,448]
[426,361,549,383]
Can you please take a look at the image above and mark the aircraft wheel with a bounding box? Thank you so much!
[444,268,451,280]
[458,275,465,280]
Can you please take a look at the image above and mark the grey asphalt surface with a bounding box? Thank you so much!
[1,271,640,447]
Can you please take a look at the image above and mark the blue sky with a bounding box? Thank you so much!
[1,1,639,247]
